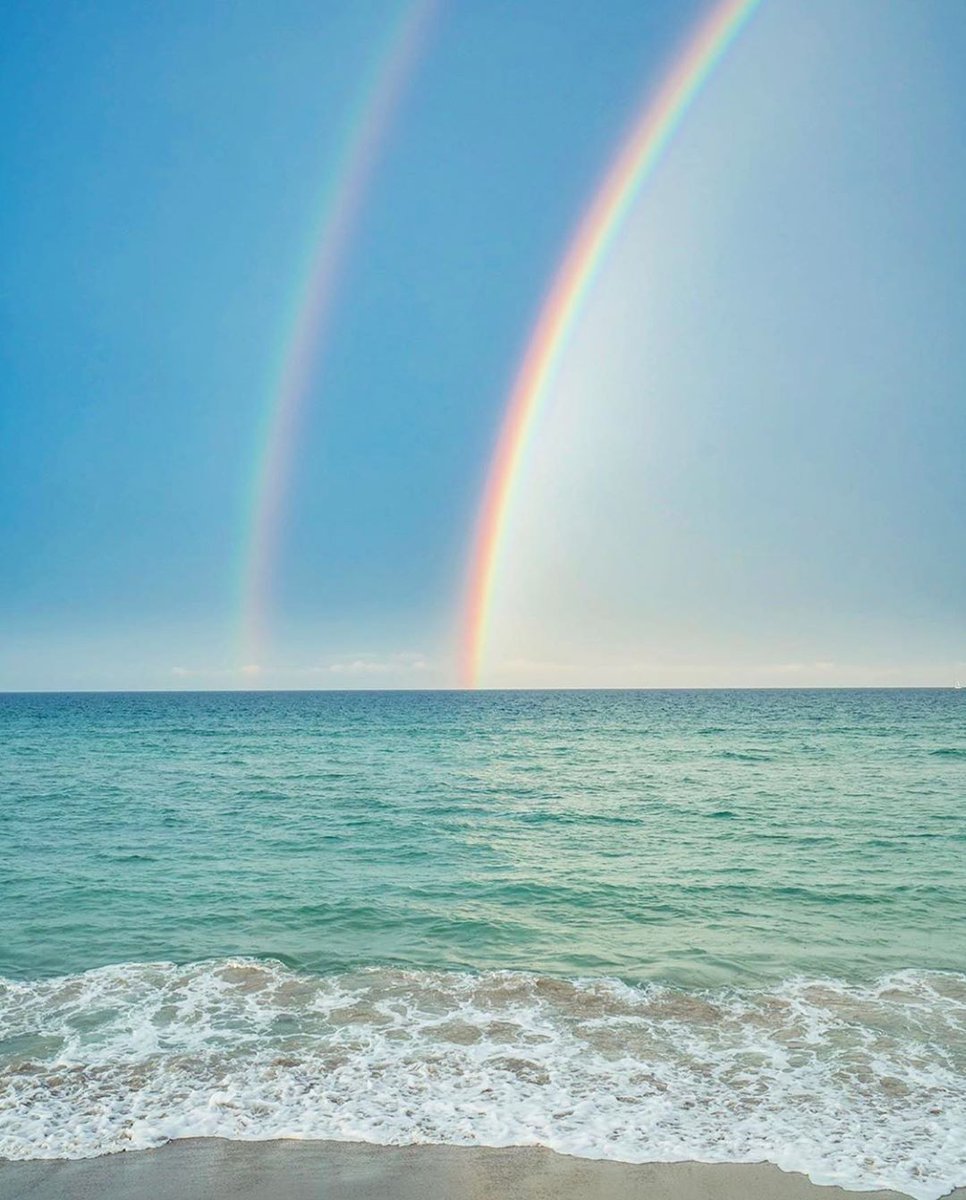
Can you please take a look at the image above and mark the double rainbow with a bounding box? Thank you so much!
[460,0,761,687]
[239,0,437,667]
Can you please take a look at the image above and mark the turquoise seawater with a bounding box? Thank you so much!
[1,690,964,1196]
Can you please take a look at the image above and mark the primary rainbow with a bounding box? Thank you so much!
[460,0,761,687]
[239,0,437,668]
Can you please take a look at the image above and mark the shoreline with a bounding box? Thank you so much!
[3,1139,963,1200]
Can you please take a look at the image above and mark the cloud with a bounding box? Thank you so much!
[169,664,249,679]
[762,661,837,675]
[322,652,430,676]
[168,653,432,684]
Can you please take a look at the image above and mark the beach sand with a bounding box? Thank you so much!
[3,1139,962,1200]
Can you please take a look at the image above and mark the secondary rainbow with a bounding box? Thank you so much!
[460,0,761,687]
[239,0,437,668]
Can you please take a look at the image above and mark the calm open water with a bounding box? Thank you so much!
[1,690,964,1196]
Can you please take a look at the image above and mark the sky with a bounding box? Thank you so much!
[1,0,963,690]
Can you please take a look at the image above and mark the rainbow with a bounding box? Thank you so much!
[239,0,437,667]
[460,0,761,687]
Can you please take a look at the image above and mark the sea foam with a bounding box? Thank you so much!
[1,959,964,1199]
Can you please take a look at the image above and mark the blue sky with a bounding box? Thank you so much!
[1,0,963,689]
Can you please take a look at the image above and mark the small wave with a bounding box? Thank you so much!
[0,960,963,1199]
[715,750,774,762]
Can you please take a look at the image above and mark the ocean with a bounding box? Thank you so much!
[1,689,963,1197]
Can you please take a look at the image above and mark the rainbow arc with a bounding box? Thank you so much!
[239,0,437,668]
[460,0,761,687]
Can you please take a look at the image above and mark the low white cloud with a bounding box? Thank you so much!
[167,653,433,687]
[323,652,430,676]
[761,661,837,675]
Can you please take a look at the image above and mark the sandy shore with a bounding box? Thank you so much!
[3,1139,962,1200]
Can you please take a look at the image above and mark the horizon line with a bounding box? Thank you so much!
[1,685,958,696]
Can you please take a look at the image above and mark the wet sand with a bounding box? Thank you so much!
[4,1139,962,1200]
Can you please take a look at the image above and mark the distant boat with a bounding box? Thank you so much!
[955,680,963,690]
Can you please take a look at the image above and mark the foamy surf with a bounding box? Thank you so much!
[1,959,963,1199]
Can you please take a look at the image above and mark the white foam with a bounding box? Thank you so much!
[1,961,964,1199]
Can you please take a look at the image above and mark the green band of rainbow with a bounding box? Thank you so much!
[238,0,437,667]
[460,0,761,687]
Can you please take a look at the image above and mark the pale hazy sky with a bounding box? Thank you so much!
[484,0,966,688]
